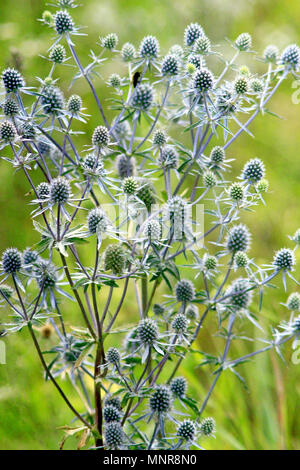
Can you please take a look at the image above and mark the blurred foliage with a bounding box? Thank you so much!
[0,0,300,450]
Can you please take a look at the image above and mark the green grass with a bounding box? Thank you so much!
[0,0,300,450]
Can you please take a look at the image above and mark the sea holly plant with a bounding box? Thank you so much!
[0,2,300,451]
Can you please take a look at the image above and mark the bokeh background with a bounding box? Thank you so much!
[0,0,300,450]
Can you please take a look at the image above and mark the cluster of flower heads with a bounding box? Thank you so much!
[0,3,299,451]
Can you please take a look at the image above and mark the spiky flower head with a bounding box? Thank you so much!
[139,35,159,59]
[54,10,74,35]
[264,45,279,63]
[216,85,237,115]
[203,170,217,188]
[122,176,138,195]
[113,119,131,141]
[121,42,136,62]
[204,255,217,270]
[37,138,52,156]
[193,68,214,92]
[210,146,225,167]
[87,208,108,234]
[23,248,39,266]
[273,248,295,271]
[0,121,16,142]
[92,125,110,149]
[2,68,25,93]
[20,122,36,140]
[138,318,158,346]
[104,422,124,449]
[229,182,245,202]
[287,292,300,311]
[42,10,54,25]
[83,154,104,177]
[104,244,126,275]
[194,35,210,55]
[117,155,136,179]
[161,54,180,76]
[226,278,253,312]
[153,129,167,147]
[103,405,122,423]
[158,145,178,169]
[136,180,156,211]
[35,260,57,289]
[185,304,199,320]
[235,32,252,51]
[250,78,264,93]
[2,248,22,274]
[184,23,204,47]
[172,314,188,334]
[131,83,153,111]
[0,285,13,299]
[49,44,66,63]
[235,251,249,268]
[106,347,121,365]
[144,220,161,241]
[41,85,65,115]
[177,420,196,441]
[108,73,121,88]
[50,176,70,204]
[256,178,269,193]
[170,376,187,398]
[101,33,118,50]
[226,224,251,252]
[153,303,165,316]
[234,76,248,94]
[37,182,50,200]
[175,279,195,303]
[67,94,82,114]
[187,54,203,70]
[105,396,122,410]
[200,417,216,436]
[239,65,250,77]
[242,158,265,184]
[3,98,19,117]
[169,44,184,58]
[150,385,171,414]
[281,44,300,68]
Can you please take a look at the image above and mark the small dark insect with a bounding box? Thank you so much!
[132,71,141,88]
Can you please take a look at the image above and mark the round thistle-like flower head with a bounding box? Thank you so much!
[204,255,217,270]
[23,248,39,266]
[242,158,265,184]
[200,417,216,436]
[37,137,52,156]
[250,78,264,93]
[121,42,136,62]
[20,122,36,140]
[50,177,70,204]
[104,244,126,275]
[193,68,214,92]
[138,318,158,346]
[161,54,180,76]
[0,285,13,299]
[41,85,65,115]
[103,405,122,423]
[287,292,300,311]
[153,129,167,147]
[226,224,251,253]
[153,303,165,316]
[256,178,269,193]
[139,35,159,59]
[104,422,124,449]
[185,304,199,320]
[67,94,82,114]
[131,84,153,111]
[3,98,19,117]
[281,44,300,68]
[229,182,245,202]
[87,208,108,234]
[169,44,184,58]
[210,146,225,167]
[234,76,248,95]
[122,176,138,195]
[117,155,136,179]
[150,385,171,414]
[42,10,54,25]
[49,44,66,63]
[0,121,16,143]
[101,33,118,50]
[106,347,121,365]
[144,220,161,241]
[216,86,237,115]
[235,251,249,268]
[172,314,188,334]
[194,35,210,55]
[136,180,156,211]
[203,170,217,188]
[187,53,204,70]
[35,260,57,289]
[235,32,252,51]
[177,420,196,441]
[158,145,178,169]
[264,45,279,63]
[226,278,252,312]
[170,376,187,398]
[184,23,204,47]
[108,73,121,88]
[83,153,104,176]
[273,248,295,271]
[239,65,251,77]
[113,119,131,141]
[2,68,25,93]
[37,182,50,200]
[2,248,22,274]
[175,279,195,303]
[92,125,110,149]
[105,396,122,410]
[54,10,74,35]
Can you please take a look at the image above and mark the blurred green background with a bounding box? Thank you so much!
[0,0,300,450]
